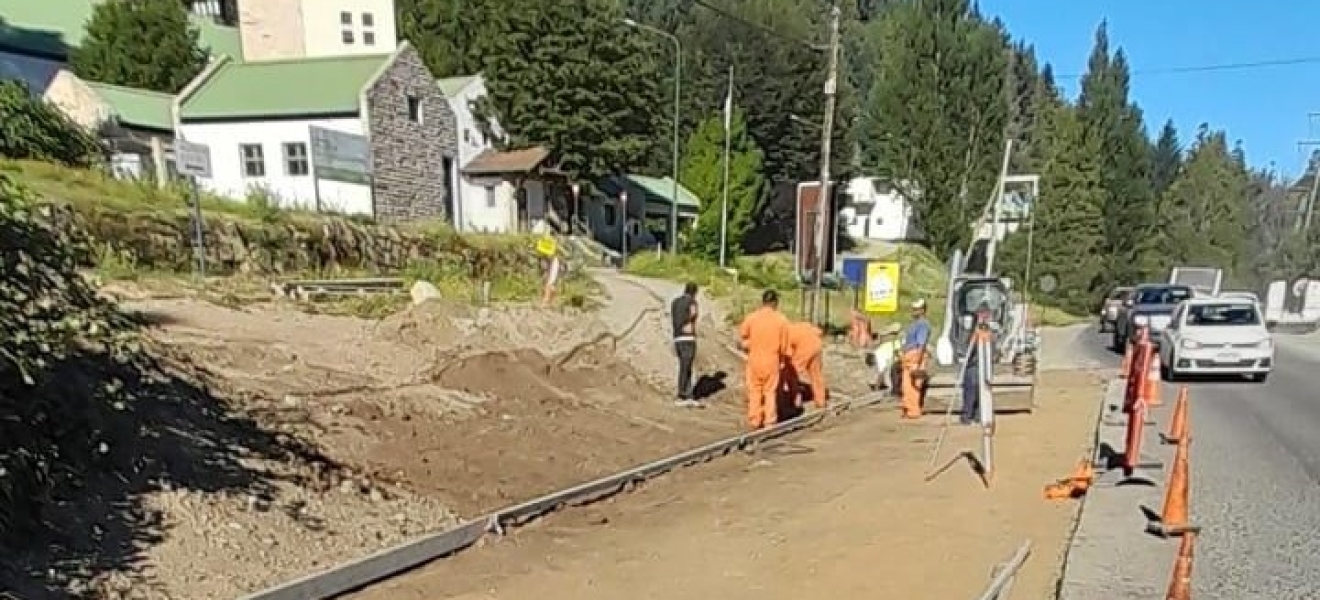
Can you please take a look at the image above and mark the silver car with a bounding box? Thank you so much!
[1113,284,1195,350]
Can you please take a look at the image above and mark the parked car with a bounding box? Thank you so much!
[1098,286,1133,333]
[1159,296,1273,382]
[1113,283,1194,350]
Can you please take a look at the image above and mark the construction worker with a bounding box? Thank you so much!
[900,298,932,419]
[785,320,827,410]
[670,282,701,408]
[739,290,790,430]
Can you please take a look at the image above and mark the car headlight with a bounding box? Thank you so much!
[1181,339,1202,349]
[1133,315,1149,326]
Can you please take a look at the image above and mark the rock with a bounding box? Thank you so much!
[410,281,442,305]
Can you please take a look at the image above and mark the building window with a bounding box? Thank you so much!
[406,95,422,123]
[363,31,376,45]
[603,204,617,227]
[340,11,354,44]
[342,29,355,44]
[361,12,374,27]
[484,186,496,208]
[463,129,472,144]
[239,143,265,177]
[340,11,353,25]
[283,142,309,176]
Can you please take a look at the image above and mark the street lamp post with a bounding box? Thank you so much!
[623,18,681,254]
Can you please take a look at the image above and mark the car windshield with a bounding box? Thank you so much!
[1134,287,1192,305]
[1186,303,1261,326]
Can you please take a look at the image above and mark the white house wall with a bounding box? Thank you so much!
[179,117,373,215]
[299,0,398,58]
[842,177,915,242]
[463,176,515,232]
[444,76,511,232]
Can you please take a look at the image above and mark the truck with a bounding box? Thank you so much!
[1168,267,1223,297]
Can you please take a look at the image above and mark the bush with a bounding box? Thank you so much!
[0,80,102,167]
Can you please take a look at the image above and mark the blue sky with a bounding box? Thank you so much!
[978,0,1320,178]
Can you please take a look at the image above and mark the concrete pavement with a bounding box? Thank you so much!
[1059,329,1320,600]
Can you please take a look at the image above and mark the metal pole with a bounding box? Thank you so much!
[985,140,1013,277]
[620,191,629,266]
[809,4,842,325]
[1022,181,1037,312]
[1298,142,1320,232]
[189,177,207,280]
[719,63,734,268]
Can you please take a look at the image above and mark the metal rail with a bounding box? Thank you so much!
[238,392,886,600]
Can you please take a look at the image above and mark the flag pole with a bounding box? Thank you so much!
[719,63,734,268]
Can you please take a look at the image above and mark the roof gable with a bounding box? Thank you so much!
[87,81,173,131]
[437,74,479,98]
[0,0,240,61]
[179,53,390,120]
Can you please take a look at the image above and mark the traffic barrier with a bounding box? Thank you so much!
[237,391,887,600]
[1149,412,1195,538]
[1161,386,1190,445]
[1164,529,1198,600]
[1145,350,1163,406]
[1119,341,1133,378]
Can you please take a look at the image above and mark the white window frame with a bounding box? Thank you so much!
[282,142,309,177]
[239,143,265,178]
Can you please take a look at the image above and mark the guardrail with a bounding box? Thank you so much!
[238,391,887,600]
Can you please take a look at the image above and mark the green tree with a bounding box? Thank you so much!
[474,0,665,182]
[1150,119,1182,197]
[1000,102,1106,314]
[678,107,765,261]
[1153,125,1251,277]
[0,81,101,167]
[70,0,207,93]
[1076,23,1156,283]
[860,0,1009,256]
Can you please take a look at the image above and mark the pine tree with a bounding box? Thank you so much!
[1077,23,1156,283]
[476,0,665,182]
[860,0,1009,256]
[1011,102,1107,314]
[1150,119,1182,197]
[70,0,207,93]
[678,108,765,262]
[1155,125,1251,277]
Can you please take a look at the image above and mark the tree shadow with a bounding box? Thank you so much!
[1,331,340,597]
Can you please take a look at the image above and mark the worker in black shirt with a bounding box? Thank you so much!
[671,282,702,408]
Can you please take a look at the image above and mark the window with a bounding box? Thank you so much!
[342,29,355,44]
[484,186,496,208]
[340,11,353,25]
[603,204,618,227]
[363,31,375,45]
[283,142,309,176]
[361,12,374,26]
[406,95,423,123]
[1187,303,1261,327]
[463,129,472,144]
[1134,286,1193,305]
[239,143,265,177]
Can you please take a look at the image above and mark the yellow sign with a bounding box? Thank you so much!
[863,261,900,313]
[535,235,558,257]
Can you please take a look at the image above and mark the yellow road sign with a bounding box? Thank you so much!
[863,261,900,313]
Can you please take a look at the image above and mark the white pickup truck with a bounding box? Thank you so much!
[1169,267,1223,297]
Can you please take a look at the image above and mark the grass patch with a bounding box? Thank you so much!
[625,245,951,331]
[1030,303,1088,327]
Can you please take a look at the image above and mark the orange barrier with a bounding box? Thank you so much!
[1162,386,1190,445]
[1043,457,1095,500]
[1151,410,1194,537]
[1119,341,1134,378]
[1123,327,1151,412]
[1121,327,1154,476]
[1165,530,1197,600]
[1145,350,1163,406]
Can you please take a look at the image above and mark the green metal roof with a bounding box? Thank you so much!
[0,0,240,61]
[180,54,390,120]
[627,174,701,209]
[437,75,478,98]
[87,81,173,131]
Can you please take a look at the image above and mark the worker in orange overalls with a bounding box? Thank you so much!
[739,290,790,430]
[785,320,827,410]
[900,298,932,419]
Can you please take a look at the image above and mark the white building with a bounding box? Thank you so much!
[237,0,399,62]
[839,177,918,242]
[439,74,508,232]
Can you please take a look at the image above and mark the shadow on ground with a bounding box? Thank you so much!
[0,326,337,598]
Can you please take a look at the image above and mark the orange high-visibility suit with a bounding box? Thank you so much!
[739,306,790,429]
[786,321,826,409]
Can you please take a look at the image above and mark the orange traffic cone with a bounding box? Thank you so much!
[1151,419,1194,537]
[1120,342,1133,379]
[1162,386,1190,445]
[1165,529,1197,600]
[1145,351,1163,406]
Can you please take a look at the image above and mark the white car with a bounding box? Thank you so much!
[1159,297,1273,382]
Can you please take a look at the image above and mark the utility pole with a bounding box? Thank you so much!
[808,3,842,326]
[1298,139,1320,233]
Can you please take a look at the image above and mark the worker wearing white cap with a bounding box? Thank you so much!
[899,298,931,419]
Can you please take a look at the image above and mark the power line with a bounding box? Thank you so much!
[1055,55,1320,80]
[690,0,824,50]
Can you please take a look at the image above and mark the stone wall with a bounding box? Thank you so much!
[366,44,458,223]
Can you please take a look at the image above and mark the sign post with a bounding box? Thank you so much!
[175,140,212,280]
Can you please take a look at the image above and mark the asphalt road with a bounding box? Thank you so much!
[1076,328,1320,599]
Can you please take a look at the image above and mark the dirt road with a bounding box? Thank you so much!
[351,370,1103,600]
